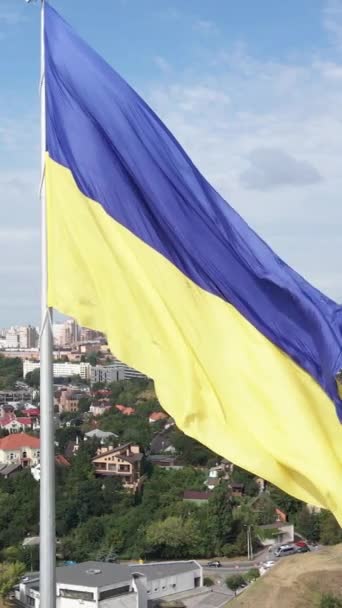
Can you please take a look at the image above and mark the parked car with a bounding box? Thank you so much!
[296,545,310,553]
[207,560,221,568]
[295,540,308,548]
[275,546,297,557]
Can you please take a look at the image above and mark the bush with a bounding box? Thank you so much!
[245,568,260,582]
[320,594,342,608]
[222,544,240,558]
[203,576,215,587]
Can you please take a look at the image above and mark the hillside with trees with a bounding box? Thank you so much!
[0,377,341,579]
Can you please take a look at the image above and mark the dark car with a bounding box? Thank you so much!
[207,560,221,568]
[296,545,310,553]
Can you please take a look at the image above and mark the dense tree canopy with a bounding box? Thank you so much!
[0,356,23,390]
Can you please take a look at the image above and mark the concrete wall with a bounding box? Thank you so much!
[58,598,95,608]
[147,567,202,601]
[99,596,136,608]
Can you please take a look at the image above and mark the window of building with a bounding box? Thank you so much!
[119,464,130,472]
[59,589,94,600]
[22,451,27,459]
[25,595,35,607]
[99,585,130,600]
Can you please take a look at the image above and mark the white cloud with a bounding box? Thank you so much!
[240,148,322,190]
[146,43,342,302]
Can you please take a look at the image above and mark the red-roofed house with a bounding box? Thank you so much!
[0,433,40,468]
[0,414,38,433]
[115,405,135,416]
[55,454,70,467]
[149,412,168,423]
[24,407,40,418]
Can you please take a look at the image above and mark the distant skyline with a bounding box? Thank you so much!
[1,0,342,326]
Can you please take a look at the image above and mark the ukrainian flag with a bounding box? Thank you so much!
[45,4,342,521]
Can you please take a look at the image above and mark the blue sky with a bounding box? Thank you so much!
[1,0,342,325]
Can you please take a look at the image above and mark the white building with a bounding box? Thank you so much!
[90,361,147,385]
[16,560,203,607]
[0,433,40,467]
[91,364,124,385]
[23,360,91,380]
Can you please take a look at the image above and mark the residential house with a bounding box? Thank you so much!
[204,460,233,490]
[149,412,168,424]
[0,462,22,478]
[92,442,143,491]
[90,401,112,416]
[24,406,40,418]
[183,490,210,505]
[0,433,40,467]
[115,404,135,416]
[58,389,84,414]
[147,454,183,470]
[16,560,203,608]
[150,429,176,454]
[259,521,294,546]
[85,429,118,443]
[0,414,39,434]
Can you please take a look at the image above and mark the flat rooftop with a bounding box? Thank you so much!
[23,560,200,590]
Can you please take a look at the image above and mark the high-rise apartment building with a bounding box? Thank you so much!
[18,325,39,349]
[5,327,19,349]
[53,319,80,347]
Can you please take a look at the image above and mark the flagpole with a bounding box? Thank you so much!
[39,0,56,606]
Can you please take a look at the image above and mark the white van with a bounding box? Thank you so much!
[275,546,296,557]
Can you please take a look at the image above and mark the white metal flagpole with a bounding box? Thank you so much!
[39,0,56,606]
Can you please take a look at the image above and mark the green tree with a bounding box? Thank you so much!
[55,427,81,453]
[268,485,303,520]
[86,352,99,366]
[245,568,260,582]
[0,356,23,390]
[78,396,92,413]
[225,574,245,596]
[296,506,320,542]
[25,368,40,388]
[145,516,200,559]
[0,561,26,598]
[319,511,342,545]
[320,594,342,608]
[207,483,235,554]
[170,428,218,466]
